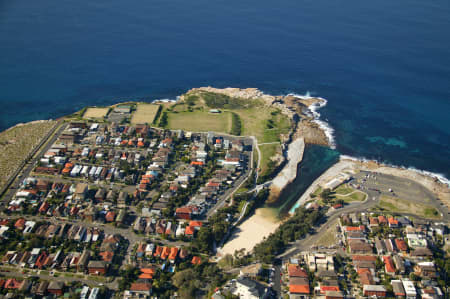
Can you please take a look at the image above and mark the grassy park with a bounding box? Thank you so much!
[131,104,161,124]
[377,196,441,219]
[166,110,233,133]
[159,90,292,178]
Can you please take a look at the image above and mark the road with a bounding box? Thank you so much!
[0,267,118,290]
[205,149,253,219]
[278,170,450,260]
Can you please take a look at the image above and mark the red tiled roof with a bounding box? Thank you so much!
[99,251,114,262]
[191,256,201,265]
[320,286,340,294]
[288,264,308,278]
[388,217,399,225]
[14,218,25,229]
[352,255,377,262]
[130,282,152,292]
[290,285,310,294]
[176,207,193,214]
[169,247,178,260]
[345,225,365,232]
[383,256,396,274]
[185,226,195,235]
[189,221,203,227]
[395,239,407,251]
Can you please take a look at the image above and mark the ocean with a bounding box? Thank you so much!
[1,0,449,181]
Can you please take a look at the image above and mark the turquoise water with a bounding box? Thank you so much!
[0,0,449,179]
[273,145,340,214]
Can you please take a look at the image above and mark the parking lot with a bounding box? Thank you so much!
[351,170,449,220]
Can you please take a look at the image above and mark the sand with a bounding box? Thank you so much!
[220,207,280,255]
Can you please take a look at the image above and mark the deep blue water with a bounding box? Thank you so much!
[1,0,450,178]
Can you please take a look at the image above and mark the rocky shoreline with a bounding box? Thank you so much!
[268,137,305,202]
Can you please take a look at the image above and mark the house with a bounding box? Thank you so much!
[234,277,269,299]
[325,291,345,299]
[391,280,406,298]
[117,191,128,207]
[139,267,156,279]
[375,238,387,254]
[175,206,193,220]
[401,279,417,299]
[47,281,64,296]
[191,256,202,265]
[161,246,171,260]
[105,211,116,222]
[383,256,396,275]
[153,246,163,258]
[14,218,26,230]
[95,188,106,201]
[168,247,179,262]
[4,278,22,290]
[363,285,387,297]
[411,247,433,257]
[319,286,340,296]
[74,183,88,200]
[290,277,310,298]
[393,255,405,274]
[388,217,400,228]
[348,240,372,254]
[288,264,309,278]
[36,281,49,296]
[78,250,91,272]
[124,282,152,298]
[358,269,375,286]
[414,262,437,278]
[88,260,108,275]
[395,239,408,252]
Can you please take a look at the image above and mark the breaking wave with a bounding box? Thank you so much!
[287,91,336,149]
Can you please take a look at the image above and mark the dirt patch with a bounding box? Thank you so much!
[83,107,109,119]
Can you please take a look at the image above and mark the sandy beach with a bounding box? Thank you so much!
[220,207,280,255]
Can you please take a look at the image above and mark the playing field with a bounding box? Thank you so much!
[166,110,232,133]
[131,104,160,124]
[83,107,109,119]
[235,107,291,143]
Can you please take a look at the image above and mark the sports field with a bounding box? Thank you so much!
[131,104,160,124]
[235,107,291,143]
[166,110,232,133]
[83,107,109,119]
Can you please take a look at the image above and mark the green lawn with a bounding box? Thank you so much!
[334,184,354,195]
[338,191,367,203]
[162,91,292,180]
[376,196,441,219]
[258,143,280,179]
[166,110,232,133]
